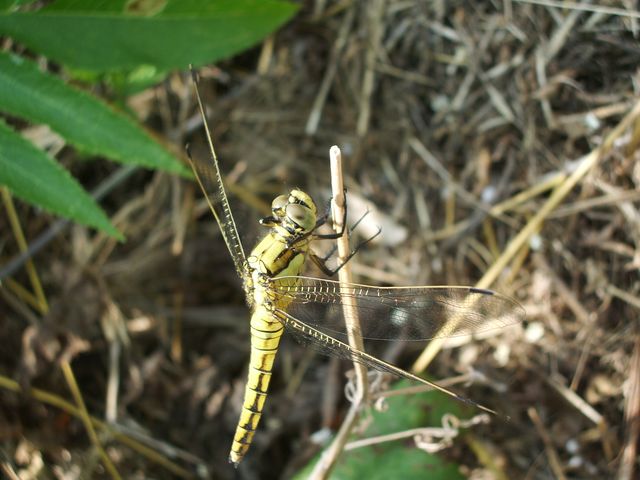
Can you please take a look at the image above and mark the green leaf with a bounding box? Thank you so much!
[329,445,464,480]
[0,52,188,176]
[365,381,468,437]
[0,0,15,12]
[0,119,122,238]
[0,0,39,13]
[295,380,470,480]
[106,65,170,96]
[0,0,299,72]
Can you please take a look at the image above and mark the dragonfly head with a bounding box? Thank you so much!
[259,189,318,235]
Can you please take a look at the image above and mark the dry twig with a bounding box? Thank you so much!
[308,145,369,479]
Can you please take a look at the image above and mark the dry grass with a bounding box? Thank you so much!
[2,1,640,479]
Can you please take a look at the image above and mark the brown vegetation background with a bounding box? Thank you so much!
[2,1,640,479]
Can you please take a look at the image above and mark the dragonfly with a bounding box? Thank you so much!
[186,69,525,467]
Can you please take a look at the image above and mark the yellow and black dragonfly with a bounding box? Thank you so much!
[187,71,525,467]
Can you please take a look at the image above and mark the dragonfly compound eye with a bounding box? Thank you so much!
[271,194,289,214]
[285,204,315,231]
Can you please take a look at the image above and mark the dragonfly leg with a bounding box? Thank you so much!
[309,226,381,276]
[314,208,376,263]
[312,188,350,240]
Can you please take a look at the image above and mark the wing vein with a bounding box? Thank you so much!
[189,71,247,277]
[275,309,496,414]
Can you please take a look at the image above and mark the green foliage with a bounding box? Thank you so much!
[329,446,464,480]
[0,0,298,237]
[296,380,472,480]
[0,53,187,175]
[0,0,298,72]
[0,119,121,238]
[0,0,13,12]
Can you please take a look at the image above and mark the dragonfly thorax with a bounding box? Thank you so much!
[246,190,316,306]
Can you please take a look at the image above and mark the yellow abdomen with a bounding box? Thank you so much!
[228,305,283,464]
[228,231,310,465]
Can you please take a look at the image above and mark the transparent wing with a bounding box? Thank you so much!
[188,68,247,278]
[270,276,525,414]
[273,308,489,412]
[270,276,525,343]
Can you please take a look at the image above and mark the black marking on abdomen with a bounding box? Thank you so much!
[249,384,268,395]
[251,325,284,335]
[246,404,261,414]
[252,366,272,374]
[257,355,273,371]
[253,345,279,352]
[248,392,266,411]
[239,412,259,431]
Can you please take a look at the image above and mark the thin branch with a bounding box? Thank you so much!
[308,145,369,479]
[514,0,640,19]
[61,360,122,480]
[1,187,48,313]
[0,165,138,281]
[305,7,355,135]
[0,373,195,478]
[412,98,640,373]
[617,336,640,480]
[528,407,567,480]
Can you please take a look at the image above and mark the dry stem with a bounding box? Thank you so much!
[0,374,194,478]
[412,98,640,373]
[308,145,369,479]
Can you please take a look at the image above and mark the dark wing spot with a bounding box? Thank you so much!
[469,287,494,295]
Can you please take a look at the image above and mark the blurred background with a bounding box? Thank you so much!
[1,1,639,479]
